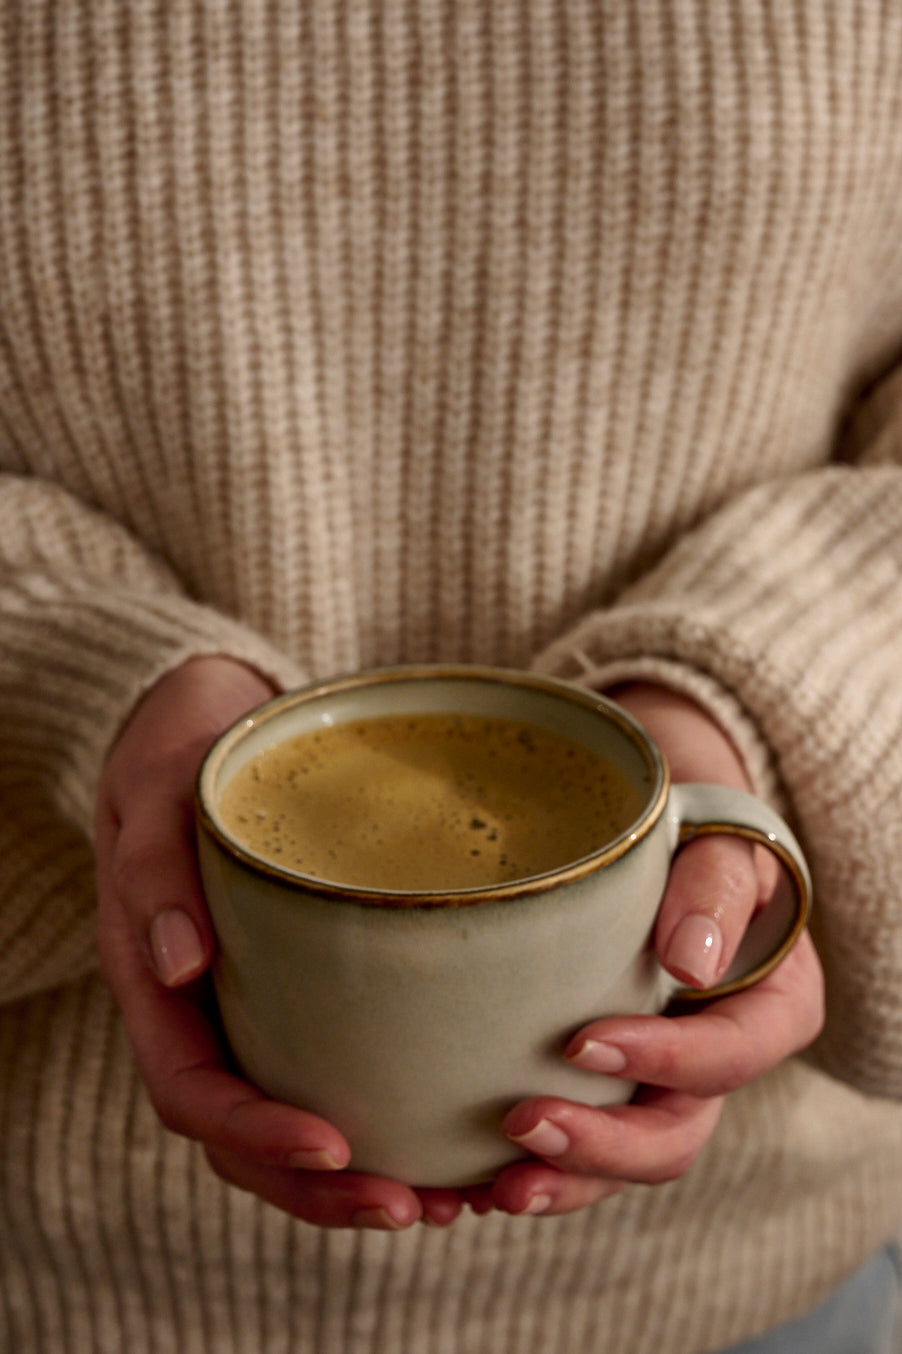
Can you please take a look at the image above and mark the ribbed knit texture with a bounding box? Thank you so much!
[2,3,902,1351]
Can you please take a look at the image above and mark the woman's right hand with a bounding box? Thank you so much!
[94,655,462,1230]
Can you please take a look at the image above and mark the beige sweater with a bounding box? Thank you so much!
[2,2,902,1351]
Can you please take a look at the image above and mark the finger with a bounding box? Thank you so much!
[753,840,781,904]
[488,1160,626,1217]
[100,899,351,1169]
[97,788,213,987]
[135,982,351,1170]
[459,1183,495,1216]
[655,834,760,988]
[500,1089,723,1185]
[565,931,824,1098]
[204,1147,424,1230]
[95,656,273,988]
[415,1189,466,1227]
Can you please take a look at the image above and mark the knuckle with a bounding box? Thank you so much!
[203,1144,239,1188]
[691,837,757,915]
[712,852,757,914]
[147,1065,207,1141]
[94,910,141,1002]
[652,1140,706,1183]
[110,840,165,909]
[646,1038,686,1087]
[218,1091,271,1152]
[149,1086,193,1139]
[715,1051,758,1096]
[705,1021,759,1094]
[649,1098,722,1183]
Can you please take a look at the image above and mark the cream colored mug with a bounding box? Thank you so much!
[196,665,811,1187]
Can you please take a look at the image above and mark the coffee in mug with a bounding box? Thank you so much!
[217,712,645,892]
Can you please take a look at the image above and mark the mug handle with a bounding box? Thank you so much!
[666,783,812,1003]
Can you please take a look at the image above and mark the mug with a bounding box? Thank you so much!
[196,665,811,1187]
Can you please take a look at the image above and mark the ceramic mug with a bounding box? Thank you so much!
[196,665,811,1187]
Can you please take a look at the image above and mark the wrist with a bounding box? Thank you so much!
[605,681,753,792]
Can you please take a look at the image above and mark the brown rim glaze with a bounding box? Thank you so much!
[195,664,670,908]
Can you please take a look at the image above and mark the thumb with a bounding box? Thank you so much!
[96,783,212,989]
[95,657,277,989]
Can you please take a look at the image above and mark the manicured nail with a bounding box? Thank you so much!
[287,1147,344,1171]
[517,1193,554,1216]
[506,1119,570,1157]
[664,914,724,988]
[351,1206,412,1231]
[567,1039,628,1074]
[149,909,205,986]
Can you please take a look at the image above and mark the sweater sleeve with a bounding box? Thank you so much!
[534,360,902,1100]
[0,474,306,1006]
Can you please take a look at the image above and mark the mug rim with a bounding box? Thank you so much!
[195,664,671,908]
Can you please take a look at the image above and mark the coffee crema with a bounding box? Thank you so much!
[218,712,643,892]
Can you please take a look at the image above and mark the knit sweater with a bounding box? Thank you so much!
[1,2,902,1351]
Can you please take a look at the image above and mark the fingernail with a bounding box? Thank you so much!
[351,1206,412,1231]
[663,914,724,988]
[506,1119,570,1157]
[516,1193,554,1216]
[149,908,205,985]
[567,1039,628,1074]
[288,1147,344,1171]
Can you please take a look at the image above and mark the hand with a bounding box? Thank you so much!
[472,682,825,1219]
[95,656,463,1230]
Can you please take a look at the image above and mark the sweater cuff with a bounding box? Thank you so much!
[58,597,308,837]
[531,646,783,810]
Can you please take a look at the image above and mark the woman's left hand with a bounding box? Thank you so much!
[468,682,825,1218]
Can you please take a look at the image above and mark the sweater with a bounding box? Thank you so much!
[1,2,901,1351]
